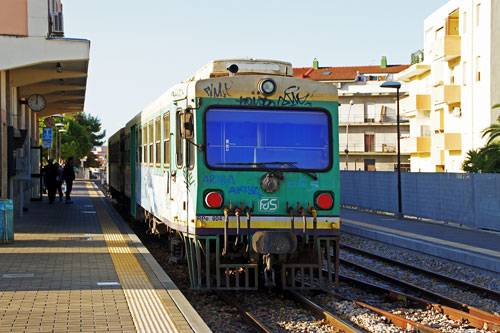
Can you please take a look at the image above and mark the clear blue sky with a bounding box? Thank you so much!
[63,0,449,140]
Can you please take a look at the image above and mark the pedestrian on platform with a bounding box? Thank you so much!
[42,159,58,204]
[54,162,64,202]
[63,157,76,204]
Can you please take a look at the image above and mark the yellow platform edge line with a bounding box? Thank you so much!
[85,182,182,333]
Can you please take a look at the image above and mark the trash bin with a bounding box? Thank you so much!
[0,199,14,244]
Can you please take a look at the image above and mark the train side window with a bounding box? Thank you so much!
[163,113,170,167]
[138,127,142,164]
[155,117,161,167]
[148,121,154,166]
[142,125,147,164]
[176,111,183,168]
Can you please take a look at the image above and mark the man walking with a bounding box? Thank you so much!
[43,159,58,204]
[63,157,76,204]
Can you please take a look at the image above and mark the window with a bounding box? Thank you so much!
[148,121,153,166]
[142,125,147,164]
[155,117,161,166]
[364,159,376,171]
[136,127,141,164]
[176,111,183,168]
[205,108,331,170]
[364,103,375,123]
[364,133,375,152]
[163,113,170,167]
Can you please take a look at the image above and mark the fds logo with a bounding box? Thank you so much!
[259,198,279,211]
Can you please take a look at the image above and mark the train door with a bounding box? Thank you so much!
[130,125,136,216]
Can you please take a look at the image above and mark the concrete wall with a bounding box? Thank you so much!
[0,0,28,36]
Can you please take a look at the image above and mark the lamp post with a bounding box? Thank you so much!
[55,123,65,163]
[345,100,354,170]
[380,81,402,217]
[58,129,67,164]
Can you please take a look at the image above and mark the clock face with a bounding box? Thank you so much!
[27,94,46,112]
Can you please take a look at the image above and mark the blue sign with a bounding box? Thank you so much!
[42,128,52,148]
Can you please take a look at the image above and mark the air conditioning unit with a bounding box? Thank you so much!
[335,82,342,89]
[53,12,64,33]
[452,107,461,117]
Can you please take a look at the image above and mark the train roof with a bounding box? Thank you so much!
[187,59,293,81]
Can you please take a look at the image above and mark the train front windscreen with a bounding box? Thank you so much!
[205,108,332,171]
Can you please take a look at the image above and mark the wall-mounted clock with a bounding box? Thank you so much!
[27,94,46,112]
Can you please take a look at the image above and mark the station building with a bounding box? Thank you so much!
[396,0,500,172]
[294,59,411,171]
[0,0,90,214]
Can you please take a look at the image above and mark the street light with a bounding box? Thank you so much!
[345,100,354,170]
[380,81,402,217]
[58,129,67,164]
[55,123,65,163]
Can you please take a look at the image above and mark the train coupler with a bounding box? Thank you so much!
[263,254,276,289]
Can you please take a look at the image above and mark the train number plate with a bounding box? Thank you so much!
[259,198,279,212]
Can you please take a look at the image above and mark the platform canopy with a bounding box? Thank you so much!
[0,37,90,117]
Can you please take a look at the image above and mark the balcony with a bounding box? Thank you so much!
[432,36,461,61]
[434,133,462,151]
[396,64,431,81]
[433,85,461,105]
[400,94,431,117]
[401,137,431,153]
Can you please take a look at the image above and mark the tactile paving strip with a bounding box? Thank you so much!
[86,183,181,333]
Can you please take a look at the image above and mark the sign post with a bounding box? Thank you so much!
[42,128,53,149]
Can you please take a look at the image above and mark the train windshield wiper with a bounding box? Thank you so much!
[216,162,318,181]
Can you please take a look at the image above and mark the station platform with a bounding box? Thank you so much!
[0,181,210,333]
[340,207,500,275]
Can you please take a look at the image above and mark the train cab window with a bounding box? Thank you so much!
[148,121,154,166]
[155,117,161,166]
[163,113,170,167]
[205,108,332,170]
[142,125,147,164]
[176,111,183,168]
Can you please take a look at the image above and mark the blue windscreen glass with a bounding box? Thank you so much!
[205,108,331,170]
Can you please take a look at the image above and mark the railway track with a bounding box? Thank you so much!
[331,245,500,331]
[341,243,500,303]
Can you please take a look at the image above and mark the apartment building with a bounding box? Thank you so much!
[294,59,411,171]
[0,0,90,213]
[397,0,500,172]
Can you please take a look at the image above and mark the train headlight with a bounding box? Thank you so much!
[204,190,223,209]
[258,79,276,95]
[315,191,334,210]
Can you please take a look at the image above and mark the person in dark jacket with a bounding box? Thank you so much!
[54,162,63,202]
[62,157,76,204]
[42,159,58,204]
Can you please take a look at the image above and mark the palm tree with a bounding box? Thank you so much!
[462,104,500,173]
[478,104,500,173]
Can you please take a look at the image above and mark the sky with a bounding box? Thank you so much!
[63,0,449,141]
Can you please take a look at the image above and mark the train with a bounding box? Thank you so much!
[108,59,340,290]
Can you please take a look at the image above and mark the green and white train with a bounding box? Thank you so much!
[108,59,340,290]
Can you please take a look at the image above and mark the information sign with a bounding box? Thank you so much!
[42,127,53,148]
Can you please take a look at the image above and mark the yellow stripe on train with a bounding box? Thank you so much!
[195,220,340,230]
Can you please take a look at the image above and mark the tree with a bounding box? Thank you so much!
[462,106,500,173]
[39,112,105,163]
